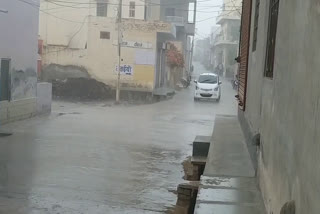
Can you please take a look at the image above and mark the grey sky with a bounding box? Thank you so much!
[195,0,223,38]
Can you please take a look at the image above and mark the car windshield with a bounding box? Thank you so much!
[198,75,218,84]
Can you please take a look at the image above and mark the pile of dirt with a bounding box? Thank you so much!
[52,78,114,100]
[42,64,90,82]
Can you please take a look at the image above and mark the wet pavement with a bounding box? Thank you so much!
[194,116,266,214]
[0,63,237,213]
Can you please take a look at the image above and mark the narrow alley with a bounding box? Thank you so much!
[0,63,237,214]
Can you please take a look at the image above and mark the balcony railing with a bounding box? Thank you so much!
[166,16,184,25]
[216,12,241,24]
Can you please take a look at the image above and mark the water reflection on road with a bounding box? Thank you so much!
[0,63,237,213]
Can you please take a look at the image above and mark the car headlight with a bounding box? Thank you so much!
[214,87,219,91]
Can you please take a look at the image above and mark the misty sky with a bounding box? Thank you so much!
[195,0,223,39]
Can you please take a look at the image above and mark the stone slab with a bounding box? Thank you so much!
[194,135,211,143]
[204,115,255,177]
[191,156,207,165]
[194,116,266,214]
[197,188,262,204]
[200,176,258,190]
[195,203,264,214]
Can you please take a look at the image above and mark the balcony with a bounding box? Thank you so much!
[165,16,195,35]
[214,34,238,47]
[216,12,241,25]
[166,16,184,26]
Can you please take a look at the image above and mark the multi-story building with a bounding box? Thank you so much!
[0,0,39,124]
[212,0,242,78]
[209,26,220,71]
[39,0,196,95]
[146,0,196,78]
[145,0,196,89]
[194,38,211,69]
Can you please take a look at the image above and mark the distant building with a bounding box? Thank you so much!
[0,0,39,123]
[209,26,219,70]
[238,0,320,213]
[194,38,211,69]
[39,0,196,94]
[146,0,196,77]
[211,0,241,78]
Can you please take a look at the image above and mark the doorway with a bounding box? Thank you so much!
[0,59,11,101]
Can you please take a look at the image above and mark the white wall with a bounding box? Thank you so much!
[39,0,93,48]
[0,0,39,100]
[39,0,145,49]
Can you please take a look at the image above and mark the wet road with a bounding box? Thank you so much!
[0,63,237,213]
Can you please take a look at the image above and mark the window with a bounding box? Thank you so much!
[198,75,218,84]
[100,31,110,39]
[0,59,11,101]
[165,8,175,16]
[252,0,260,51]
[265,0,280,78]
[188,3,195,23]
[129,1,135,18]
[96,2,108,17]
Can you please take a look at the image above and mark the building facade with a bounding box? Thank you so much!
[39,0,196,94]
[238,0,320,213]
[212,0,241,78]
[0,0,39,124]
[194,38,211,69]
[151,0,196,80]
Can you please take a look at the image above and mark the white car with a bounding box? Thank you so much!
[194,73,222,101]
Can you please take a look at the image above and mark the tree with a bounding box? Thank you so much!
[166,43,184,68]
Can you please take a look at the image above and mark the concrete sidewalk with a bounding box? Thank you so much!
[194,115,266,214]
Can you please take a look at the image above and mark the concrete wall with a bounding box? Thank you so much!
[39,0,92,49]
[160,0,188,22]
[0,0,39,123]
[42,16,173,92]
[87,17,159,90]
[39,0,145,50]
[241,0,320,213]
[215,15,240,77]
[36,82,52,115]
[0,99,37,124]
[146,0,161,21]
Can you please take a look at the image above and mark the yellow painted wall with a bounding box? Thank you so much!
[134,65,154,82]
[43,16,173,92]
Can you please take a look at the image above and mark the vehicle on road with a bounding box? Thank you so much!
[194,73,222,101]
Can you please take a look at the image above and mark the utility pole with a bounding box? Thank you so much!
[116,0,123,103]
